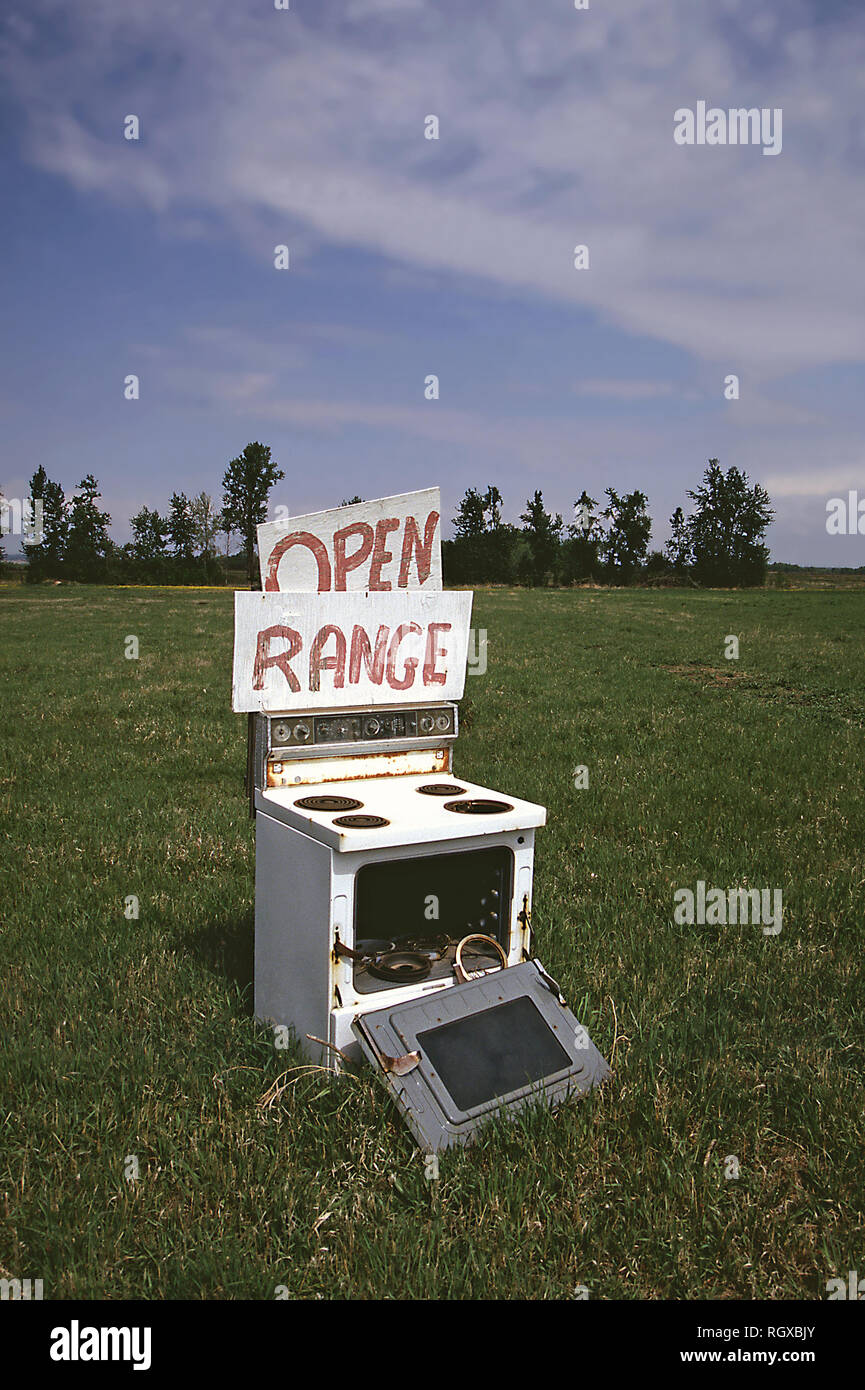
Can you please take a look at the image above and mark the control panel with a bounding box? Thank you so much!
[268,704,457,752]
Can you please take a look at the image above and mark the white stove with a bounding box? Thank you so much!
[249,702,546,1066]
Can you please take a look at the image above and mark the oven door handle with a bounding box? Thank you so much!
[532,960,567,1006]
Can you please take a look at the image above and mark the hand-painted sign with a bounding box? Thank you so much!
[232,590,472,712]
[257,489,441,593]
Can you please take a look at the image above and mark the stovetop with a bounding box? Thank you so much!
[256,772,546,851]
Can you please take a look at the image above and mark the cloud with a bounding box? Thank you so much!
[573,379,679,400]
[3,0,864,380]
[344,0,424,15]
[764,465,865,498]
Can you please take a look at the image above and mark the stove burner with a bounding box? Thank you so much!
[294,795,364,813]
[417,783,468,797]
[408,935,451,958]
[333,813,390,829]
[443,798,514,815]
[367,951,432,983]
[356,938,396,956]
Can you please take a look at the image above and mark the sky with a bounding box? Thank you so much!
[1,0,864,563]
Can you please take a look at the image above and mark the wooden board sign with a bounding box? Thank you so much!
[232,590,473,712]
[257,489,442,593]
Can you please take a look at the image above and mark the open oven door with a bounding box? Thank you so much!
[351,959,609,1152]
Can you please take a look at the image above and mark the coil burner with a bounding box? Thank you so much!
[443,798,514,815]
[333,813,391,829]
[367,950,432,983]
[355,938,396,957]
[417,783,467,797]
[406,935,451,960]
[294,795,364,812]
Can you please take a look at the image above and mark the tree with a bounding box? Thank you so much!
[601,488,651,583]
[483,484,503,529]
[221,442,284,587]
[682,460,774,587]
[340,495,364,506]
[644,550,668,580]
[453,487,488,540]
[561,489,604,583]
[520,490,562,585]
[190,492,219,559]
[25,467,68,581]
[443,484,523,584]
[665,505,690,572]
[168,491,196,566]
[218,522,234,560]
[130,507,169,568]
[65,475,111,582]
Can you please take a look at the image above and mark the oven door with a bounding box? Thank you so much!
[352,959,609,1151]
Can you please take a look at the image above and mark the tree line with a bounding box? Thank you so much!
[13,443,283,586]
[7,449,773,589]
[443,461,774,587]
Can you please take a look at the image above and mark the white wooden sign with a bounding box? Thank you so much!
[256,489,441,593]
[232,590,473,712]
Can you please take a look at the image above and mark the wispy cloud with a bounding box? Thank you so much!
[4,0,864,377]
[765,465,865,499]
[574,379,680,401]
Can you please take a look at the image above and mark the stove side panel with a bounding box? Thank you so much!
[254,813,333,1064]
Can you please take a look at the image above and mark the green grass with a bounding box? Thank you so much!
[1,582,864,1299]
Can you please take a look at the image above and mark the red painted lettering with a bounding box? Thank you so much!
[265,531,332,592]
[309,624,346,692]
[368,517,400,591]
[398,510,439,587]
[348,623,389,684]
[386,622,422,691]
[252,624,303,692]
[333,521,374,590]
[423,622,450,686]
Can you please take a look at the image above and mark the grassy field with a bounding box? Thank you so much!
[1,582,863,1300]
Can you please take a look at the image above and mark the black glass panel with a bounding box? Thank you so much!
[355,847,512,948]
[417,996,571,1112]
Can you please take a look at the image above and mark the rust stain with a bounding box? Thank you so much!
[266,747,448,788]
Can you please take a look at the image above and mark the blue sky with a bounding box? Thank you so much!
[2,0,864,562]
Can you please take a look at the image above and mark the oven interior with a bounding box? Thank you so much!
[352,845,514,994]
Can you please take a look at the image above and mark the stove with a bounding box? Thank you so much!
[251,702,546,1062]
[237,487,609,1150]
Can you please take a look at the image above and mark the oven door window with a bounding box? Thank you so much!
[353,846,513,994]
